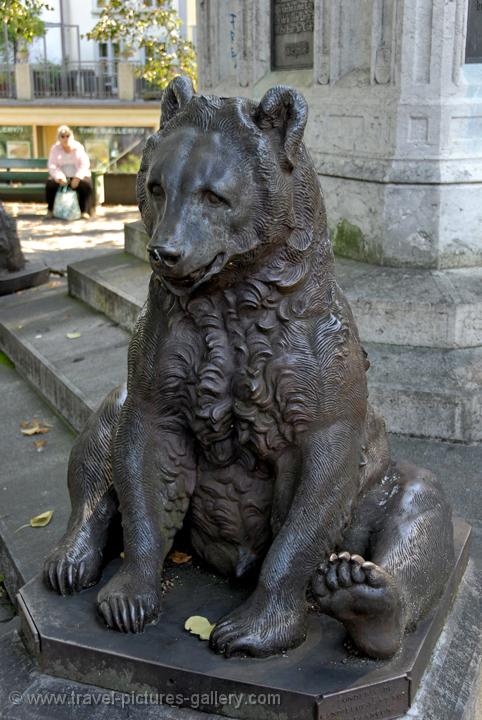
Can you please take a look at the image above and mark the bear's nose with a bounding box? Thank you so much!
[148,245,181,268]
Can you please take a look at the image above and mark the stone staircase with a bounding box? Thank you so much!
[5,219,477,442]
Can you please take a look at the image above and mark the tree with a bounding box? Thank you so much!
[0,0,51,48]
[86,0,197,90]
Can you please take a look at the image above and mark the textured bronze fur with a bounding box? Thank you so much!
[44,77,454,659]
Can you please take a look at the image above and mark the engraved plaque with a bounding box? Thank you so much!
[466,0,482,63]
[272,0,314,70]
[317,678,409,720]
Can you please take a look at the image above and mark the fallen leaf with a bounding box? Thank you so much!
[120,551,125,559]
[184,615,215,641]
[30,510,54,527]
[169,550,192,565]
[66,332,81,339]
[20,421,49,436]
[47,280,62,289]
[33,439,47,452]
[16,510,54,532]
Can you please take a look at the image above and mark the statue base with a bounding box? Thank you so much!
[0,262,50,296]
[18,519,470,720]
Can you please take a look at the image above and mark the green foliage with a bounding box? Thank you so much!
[0,0,51,45]
[111,154,141,174]
[0,352,14,369]
[86,0,197,90]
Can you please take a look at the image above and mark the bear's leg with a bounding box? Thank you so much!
[210,426,363,658]
[313,463,454,658]
[96,409,197,634]
[44,385,126,595]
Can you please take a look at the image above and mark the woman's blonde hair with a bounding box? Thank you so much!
[57,125,74,141]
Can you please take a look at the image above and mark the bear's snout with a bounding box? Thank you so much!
[148,244,182,269]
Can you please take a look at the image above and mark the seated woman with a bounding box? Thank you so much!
[46,126,93,219]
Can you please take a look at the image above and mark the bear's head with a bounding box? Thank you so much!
[137,76,327,297]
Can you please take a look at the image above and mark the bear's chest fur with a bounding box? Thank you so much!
[182,292,318,468]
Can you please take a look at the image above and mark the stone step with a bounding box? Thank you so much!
[365,342,482,443]
[336,259,482,350]
[124,219,149,263]
[0,281,129,433]
[68,251,149,333]
[124,221,482,349]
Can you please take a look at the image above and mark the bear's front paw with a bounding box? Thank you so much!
[210,587,306,658]
[97,567,161,633]
[44,544,103,596]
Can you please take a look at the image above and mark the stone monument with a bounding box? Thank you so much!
[14,77,470,720]
[196,0,482,269]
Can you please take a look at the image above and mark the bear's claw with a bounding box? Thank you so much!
[97,570,160,633]
[44,549,103,596]
[210,589,306,658]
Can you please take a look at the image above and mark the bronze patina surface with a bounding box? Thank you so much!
[44,78,456,665]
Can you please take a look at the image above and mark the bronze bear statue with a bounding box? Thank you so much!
[44,77,454,660]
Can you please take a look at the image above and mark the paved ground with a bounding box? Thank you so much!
[4,202,140,273]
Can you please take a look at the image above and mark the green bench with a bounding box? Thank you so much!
[0,157,104,207]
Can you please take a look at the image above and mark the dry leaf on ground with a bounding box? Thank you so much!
[169,550,192,565]
[66,332,81,339]
[33,439,47,452]
[30,510,54,527]
[16,510,54,532]
[184,616,215,641]
[20,419,50,436]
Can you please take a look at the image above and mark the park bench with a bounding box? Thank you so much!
[0,157,104,207]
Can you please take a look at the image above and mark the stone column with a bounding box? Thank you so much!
[15,63,33,101]
[196,0,270,90]
[118,62,136,102]
[196,0,482,270]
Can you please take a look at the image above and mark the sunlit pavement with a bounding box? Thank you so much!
[4,202,140,274]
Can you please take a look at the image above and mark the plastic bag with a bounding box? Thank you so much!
[53,185,81,221]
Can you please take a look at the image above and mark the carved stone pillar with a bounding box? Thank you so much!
[118,63,136,102]
[15,63,33,101]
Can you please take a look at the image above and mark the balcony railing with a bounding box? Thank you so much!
[0,66,16,99]
[134,75,163,101]
[32,62,118,99]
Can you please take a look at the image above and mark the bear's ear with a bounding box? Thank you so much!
[255,85,308,167]
[160,75,194,129]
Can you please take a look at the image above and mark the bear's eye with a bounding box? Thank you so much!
[204,189,228,207]
[149,183,164,197]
